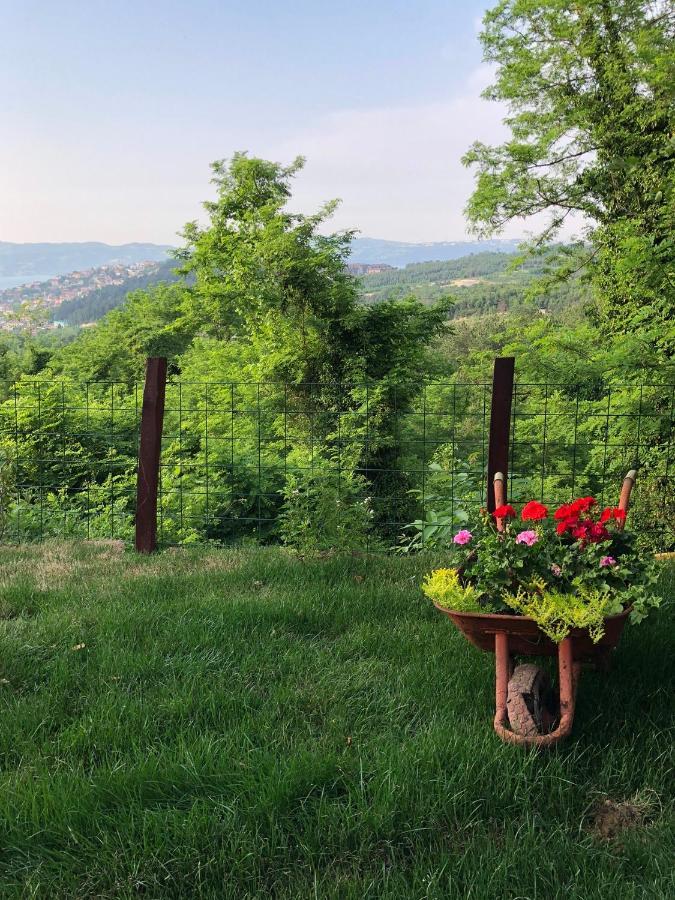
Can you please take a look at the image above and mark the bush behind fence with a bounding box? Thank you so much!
[0,376,673,551]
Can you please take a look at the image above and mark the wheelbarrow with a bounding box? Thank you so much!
[434,470,637,747]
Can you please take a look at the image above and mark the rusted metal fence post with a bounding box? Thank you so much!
[487,357,515,512]
[135,357,167,553]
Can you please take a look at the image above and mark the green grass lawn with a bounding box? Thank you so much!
[0,542,672,899]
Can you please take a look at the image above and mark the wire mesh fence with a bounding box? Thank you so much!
[0,375,673,550]
[0,380,141,543]
[155,380,492,549]
[508,382,674,544]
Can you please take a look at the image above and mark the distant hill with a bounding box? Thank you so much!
[357,251,590,317]
[0,242,173,280]
[349,238,522,268]
[0,238,520,281]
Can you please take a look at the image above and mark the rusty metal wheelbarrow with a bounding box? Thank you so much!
[435,470,637,748]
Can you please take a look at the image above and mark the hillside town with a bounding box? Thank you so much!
[346,262,394,275]
[0,260,165,331]
[0,260,164,308]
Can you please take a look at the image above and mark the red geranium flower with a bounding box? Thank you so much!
[569,496,596,515]
[521,500,548,521]
[572,522,589,541]
[554,504,574,521]
[493,504,516,520]
[589,522,611,543]
[600,507,627,525]
[570,517,610,545]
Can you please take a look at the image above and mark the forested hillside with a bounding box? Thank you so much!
[358,251,590,316]
[51,249,587,327]
[30,247,537,328]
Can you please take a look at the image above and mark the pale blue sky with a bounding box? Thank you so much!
[0,0,528,244]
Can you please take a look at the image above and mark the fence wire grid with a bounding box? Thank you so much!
[1,377,673,551]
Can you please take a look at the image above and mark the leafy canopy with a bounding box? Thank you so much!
[464,0,675,353]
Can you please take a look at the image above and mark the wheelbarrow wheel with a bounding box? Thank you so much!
[507,663,554,737]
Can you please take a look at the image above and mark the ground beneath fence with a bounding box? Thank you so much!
[0,542,673,899]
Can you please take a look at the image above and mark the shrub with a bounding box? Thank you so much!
[278,466,377,553]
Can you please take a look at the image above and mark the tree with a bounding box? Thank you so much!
[51,282,195,382]
[175,153,451,385]
[464,0,675,355]
[56,154,451,388]
[172,154,452,539]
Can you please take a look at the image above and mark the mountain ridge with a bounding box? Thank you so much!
[348,237,522,267]
[0,237,522,280]
[0,241,173,278]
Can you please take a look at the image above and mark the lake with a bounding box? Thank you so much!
[0,274,57,291]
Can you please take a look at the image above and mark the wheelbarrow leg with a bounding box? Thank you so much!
[556,637,579,739]
[493,634,581,747]
[494,631,510,735]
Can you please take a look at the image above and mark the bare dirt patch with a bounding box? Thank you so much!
[448,277,485,287]
[589,793,659,841]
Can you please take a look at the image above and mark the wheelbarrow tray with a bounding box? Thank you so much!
[434,604,631,663]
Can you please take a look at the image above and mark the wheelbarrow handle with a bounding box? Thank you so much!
[493,472,506,531]
[618,469,637,529]
[493,469,637,532]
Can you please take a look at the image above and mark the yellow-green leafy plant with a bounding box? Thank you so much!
[421,568,494,613]
[506,587,624,644]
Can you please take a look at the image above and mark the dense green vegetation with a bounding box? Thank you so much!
[0,541,672,898]
[1,1,673,553]
[0,152,673,551]
[0,323,79,382]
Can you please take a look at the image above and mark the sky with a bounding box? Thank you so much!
[0,0,531,245]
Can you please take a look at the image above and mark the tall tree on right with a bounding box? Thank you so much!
[464,0,675,357]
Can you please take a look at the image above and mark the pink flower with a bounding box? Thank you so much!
[600,555,617,567]
[516,530,538,546]
[453,529,473,545]
[550,563,562,577]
